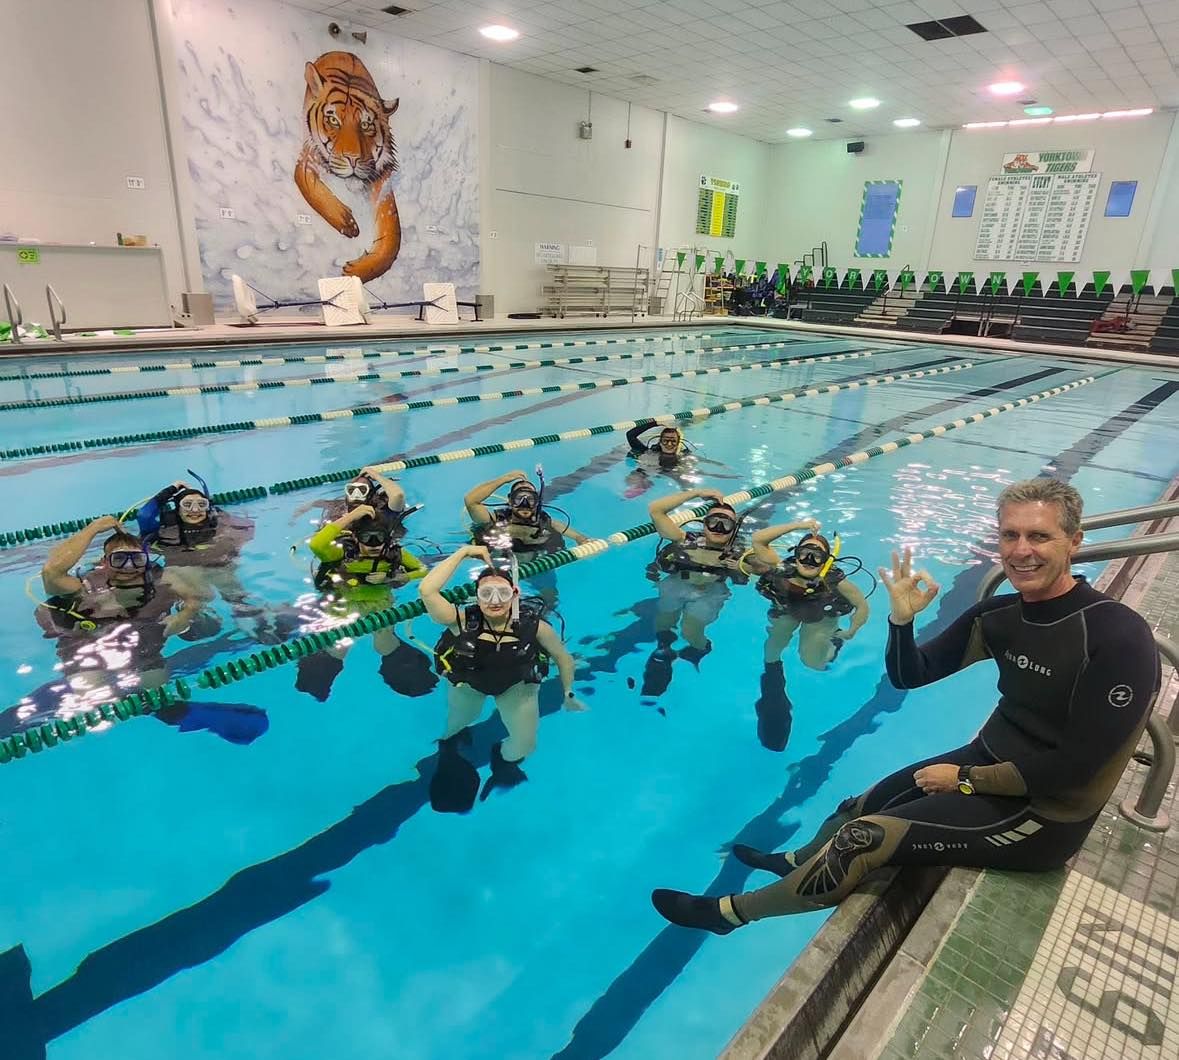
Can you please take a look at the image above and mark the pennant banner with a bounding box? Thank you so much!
[900,269,916,292]
[822,266,838,288]
[798,264,813,283]
[1021,271,1038,297]
[846,267,862,289]
[1093,270,1111,297]
[676,251,687,267]
[988,271,1006,295]
[957,271,974,293]
[1130,268,1150,297]
[714,255,725,273]
[734,259,747,276]
[872,268,888,292]
[695,254,706,273]
[927,270,943,290]
[1057,271,1075,296]
[1173,269,1179,295]
[775,264,790,294]
[755,261,767,277]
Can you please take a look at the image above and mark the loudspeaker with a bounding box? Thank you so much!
[847,141,865,154]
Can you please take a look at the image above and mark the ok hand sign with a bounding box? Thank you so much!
[878,548,940,625]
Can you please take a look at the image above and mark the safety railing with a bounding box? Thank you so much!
[46,284,66,341]
[3,283,22,344]
[977,527,1179,831]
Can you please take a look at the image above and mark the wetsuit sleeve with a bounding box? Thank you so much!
[400,549,427,581]
[970,608,1159,798]
[885,602,990,689]
[625,425,650,454]
[136,485,180,538]
[308,522,345,563]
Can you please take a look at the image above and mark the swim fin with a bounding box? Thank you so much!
[378,639,439,697]
[295,651,345,702]
[641,631,677,697]
[154,701,270,745]
[429,730,479,814]
[754,661,793,752]
[677,640,712,667]
[479,740,528,800]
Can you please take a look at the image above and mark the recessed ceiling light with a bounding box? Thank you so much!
[786,127,813,137]
[1103,107,1153,118]
[708,100,739,114]
[849,97,880,110]
[1009,117,1051,126]
[988,81,1025,96]
[1024,105,1053,116]
[893,117,921,128]
[479,25,519,42]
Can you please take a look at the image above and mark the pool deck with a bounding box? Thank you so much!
[827,516,1179,1060]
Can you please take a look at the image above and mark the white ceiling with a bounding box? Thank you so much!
[289,0,1179,141]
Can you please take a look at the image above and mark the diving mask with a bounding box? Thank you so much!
[345,480,373,504]
[178,494,211,516]
[703,513,736,535]
[356,530,388,548]
[107,549,150,570]
[794,543,830,569]
[510,490,539,512]
[477,582,515,605]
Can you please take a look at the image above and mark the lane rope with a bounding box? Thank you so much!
[0,357,972,548]
[0,370,1105,765]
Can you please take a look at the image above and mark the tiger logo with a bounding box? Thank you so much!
[294,51,402,282]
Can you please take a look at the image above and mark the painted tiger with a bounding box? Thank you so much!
[294,51,402,282]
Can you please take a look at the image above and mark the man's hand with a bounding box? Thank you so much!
[460,544,494,565]
[342,504,375,522]
[914,763,960,794]
[878,548,940,625]
[696,487,726,503]
[88,515,123,534]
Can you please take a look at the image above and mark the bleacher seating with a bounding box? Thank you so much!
[1150,289,1179,355]
[788,280,878,325]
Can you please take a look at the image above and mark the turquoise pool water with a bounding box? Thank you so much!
[1,326,1177,1059]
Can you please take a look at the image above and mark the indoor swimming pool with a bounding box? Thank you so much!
[2,325,1179,1059]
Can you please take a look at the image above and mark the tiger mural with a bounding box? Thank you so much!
[294,51,402,282]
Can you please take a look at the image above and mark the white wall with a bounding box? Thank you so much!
[484,65,664,316]
[767,113,1179,282]
[0,0,191,306]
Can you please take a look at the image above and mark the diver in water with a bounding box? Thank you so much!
[31,517,267,744]
[290,467,408,530]
[293,503,435,702]
[465,469,587,607]
[420,544,587,813]
[743,519,871,750]
[641,487,750,699]
[622,422,735,499]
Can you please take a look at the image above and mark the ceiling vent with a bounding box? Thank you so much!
[630,74,659,85]
[575,66,600,74]
[381,5,412,14]
[907,16,987,41]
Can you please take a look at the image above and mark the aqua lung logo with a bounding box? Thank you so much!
[1004,648,1052,677]
[1108,684,1133,708]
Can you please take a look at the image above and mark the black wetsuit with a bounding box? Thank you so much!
[732,578,1160,921]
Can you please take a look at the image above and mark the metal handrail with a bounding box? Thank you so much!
[46,284,66,341]
[3,283,22,344]
[975,530,1179,830]
[1080,499,1179,531]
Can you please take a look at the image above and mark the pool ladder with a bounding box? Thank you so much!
[2,283,21,343]
[978,496,1179,831]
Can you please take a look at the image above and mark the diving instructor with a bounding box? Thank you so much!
[652,478,1160,933]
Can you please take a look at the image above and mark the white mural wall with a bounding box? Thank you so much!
[167,0,480,307]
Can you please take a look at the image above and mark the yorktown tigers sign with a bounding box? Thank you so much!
[294,51,402,282]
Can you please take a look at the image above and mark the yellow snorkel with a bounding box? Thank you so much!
[818,532,841,580]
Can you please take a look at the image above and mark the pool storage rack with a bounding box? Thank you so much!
[538,265,649,319]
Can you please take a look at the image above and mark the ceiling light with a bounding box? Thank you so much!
[786,127,813,137]
[893,117,921,128]
[1102,108,1153,118]
[708,100,739,113]
[988,81,1025,95]
[479,25,519,42]
[1023,105,1053,116]
[962,121,1009,128]
[1052,112,1100,122]
[849,97,880,109]
[1009,117,1051,126]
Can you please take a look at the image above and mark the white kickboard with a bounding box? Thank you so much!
[422,282,459,325]
[318,276,369,327]
[231,274,259,324]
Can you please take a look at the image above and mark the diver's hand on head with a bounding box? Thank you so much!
[459,544,494,565]
[878,548,939,625]
[88,515,123,534]
[798,518,820,532]
[697,487,726,502]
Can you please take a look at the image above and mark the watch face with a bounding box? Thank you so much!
[958,781,974,795]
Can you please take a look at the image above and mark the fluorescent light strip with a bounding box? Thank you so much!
[963,108,1152,129]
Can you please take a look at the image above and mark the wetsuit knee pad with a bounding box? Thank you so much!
[795,816,903,901]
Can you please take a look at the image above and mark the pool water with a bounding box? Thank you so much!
[2,326,1178,1059]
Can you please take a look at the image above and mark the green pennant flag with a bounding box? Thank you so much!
[1130,268,1150,297]
[714,255,725,273]
[927,270,943,290]
[755,261,767,277]
[735,259,747,276]
[846,267,861,289]
[775,264,790,295]
[872,268,887,292]
[822,266,838,288]
[694,254,706,272]
[1172,269,1179,295]
[799,264,813,283]
[957,271,974,293]
[1057,271,1075,296]
[988,271,1005,295]
[1093,270,1111,297]
[676,251,686,267]
[1021,271,1038,296]
[899,269,915,292]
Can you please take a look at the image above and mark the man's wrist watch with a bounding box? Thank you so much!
[957,766,975,796]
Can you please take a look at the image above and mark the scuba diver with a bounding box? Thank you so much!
[293,502,435,701]
[622,422,735,499]
[420,544,587,813]
[465,468,588,607]
[743,519,871,751]
[289,467,408,530]
[32,516,267,745]
[641,487,750,699]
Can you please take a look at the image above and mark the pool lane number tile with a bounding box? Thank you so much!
[993,871,1178,1059]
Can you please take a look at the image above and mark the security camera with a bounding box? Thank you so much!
[328,21,341,36]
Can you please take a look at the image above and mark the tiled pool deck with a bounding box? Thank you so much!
[848,546,1179,1060]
